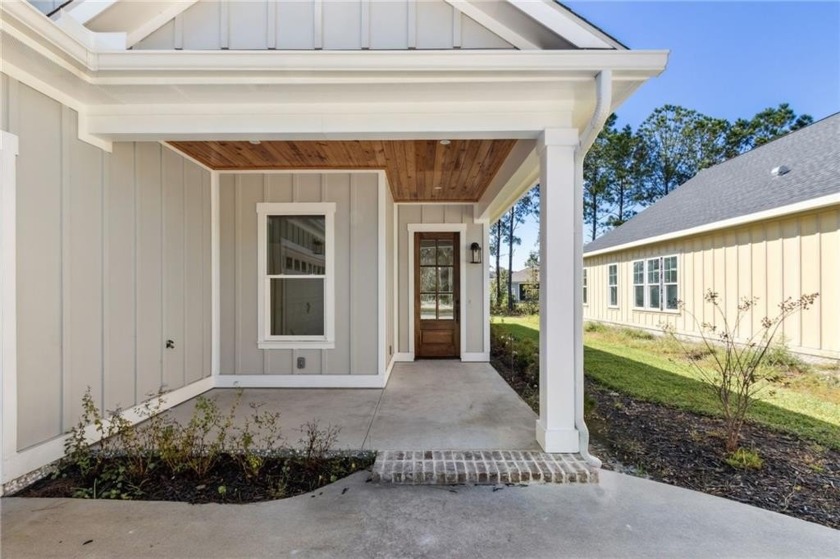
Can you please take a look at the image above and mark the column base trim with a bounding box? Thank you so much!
[536,420,580,453]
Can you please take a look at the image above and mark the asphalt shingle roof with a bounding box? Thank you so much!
[584,113,840,254]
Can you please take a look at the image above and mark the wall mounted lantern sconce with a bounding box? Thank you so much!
[470,242,482,264]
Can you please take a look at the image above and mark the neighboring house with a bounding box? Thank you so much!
[511,267,539,302]
[0,0,667,490]
[584,114,840,360]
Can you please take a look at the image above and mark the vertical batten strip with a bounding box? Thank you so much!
[266,0,277,49]
[234,176,242,374]
[313,0,323,50]
[159,146,166,389]
[133,144,140,405]
[219,0,230,49]
[263,175,269,375]
[349,174,356,373]
[320,174,326,374]
[210,172,220,377]
[360,0,371,49]
[182,162,188,387]
[174,15,184,50]
[452,8,462,48]
[60,106,72,433]
[407,0,417,49]
[101,149,110,412]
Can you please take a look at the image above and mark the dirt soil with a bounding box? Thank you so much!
[17,454,374,504]
[586,379,840,530]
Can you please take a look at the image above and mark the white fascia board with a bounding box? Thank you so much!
[63,0,119,25]
[125,1,200,48]
[54,12,126,50]
[444,0,539,50]
[91,49,669,76]
[84,105,572,141]
[506,0,615,49]
[583,193,840,259]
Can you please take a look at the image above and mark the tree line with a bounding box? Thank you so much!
[584,103,813,240]
[490,102,813,309]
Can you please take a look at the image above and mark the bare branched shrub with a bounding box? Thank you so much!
[663,290,818,452]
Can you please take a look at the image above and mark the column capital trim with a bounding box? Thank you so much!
[537,128,579,154]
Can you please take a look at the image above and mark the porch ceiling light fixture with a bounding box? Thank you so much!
[249,140,262,145]
[470,242,482,264]
[439,139,451,145]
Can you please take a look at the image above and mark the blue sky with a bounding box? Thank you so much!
[507,0,840,270]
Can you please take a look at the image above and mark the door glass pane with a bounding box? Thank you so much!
[420,294,437,319]
[267,216,326,275]
[420,240,437,266]
[270,278,324,336]
[421,268,437,292]
[438,294,454,320]
[437,243,454,265]
[438,267,453,293]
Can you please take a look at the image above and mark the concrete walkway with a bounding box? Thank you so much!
[165,361,539,451]
[2,470,837,558]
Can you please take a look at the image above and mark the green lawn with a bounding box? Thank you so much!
[491,315,840,450]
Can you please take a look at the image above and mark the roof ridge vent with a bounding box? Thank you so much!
[771,165,791,177]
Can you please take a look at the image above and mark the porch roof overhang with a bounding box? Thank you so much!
[2,0,668,206]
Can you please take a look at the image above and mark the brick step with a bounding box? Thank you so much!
[370,451,598,485]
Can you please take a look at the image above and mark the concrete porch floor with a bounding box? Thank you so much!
[166,361,540,451]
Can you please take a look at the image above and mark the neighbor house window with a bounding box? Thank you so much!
[582,268,588,305]
[633,261,645,308]
[632,256,679,311]
[608,264,618,307]
[257,203,336,349]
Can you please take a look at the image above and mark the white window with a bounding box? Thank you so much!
[633,261,645,308]
[608,264,619,307]
[582,268,588,305]
[631,256,679,312]
[257,203,336,349]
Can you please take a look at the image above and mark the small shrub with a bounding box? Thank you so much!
[725,448,764,470]
[664,290,818,452]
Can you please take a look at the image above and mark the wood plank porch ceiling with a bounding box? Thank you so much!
[168,140,516,202]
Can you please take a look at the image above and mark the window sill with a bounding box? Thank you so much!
[632,307,680,315]
[258,340,336,350]
[608,305,620,310]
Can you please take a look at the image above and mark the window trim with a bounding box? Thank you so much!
[607,263,619,308]
[256,202,336,350]
[631,255,680,313]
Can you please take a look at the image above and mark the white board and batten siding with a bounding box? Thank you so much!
[3,78,213,452]
[583,207,840,360]
[219,172,381,376]
[396,204,488,358]
[133,0,513,50]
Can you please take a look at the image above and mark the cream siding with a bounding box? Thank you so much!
[583,207,840,360]
[219,172,380,375]
[396,204,487,355]
[4,79,213,450]
[134,0,514,51]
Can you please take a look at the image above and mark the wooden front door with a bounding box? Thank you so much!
[415,232,460,358]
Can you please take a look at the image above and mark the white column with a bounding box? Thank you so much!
[536,128,581,453]
[0,131,20,487]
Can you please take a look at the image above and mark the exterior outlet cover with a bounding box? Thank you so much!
[297,357,306,369]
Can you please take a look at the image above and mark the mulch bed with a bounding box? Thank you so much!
[17,453,375,504]
[586,380,840,529]
[490,352,839,530]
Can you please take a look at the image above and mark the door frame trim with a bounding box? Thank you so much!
[407,223,467,360]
